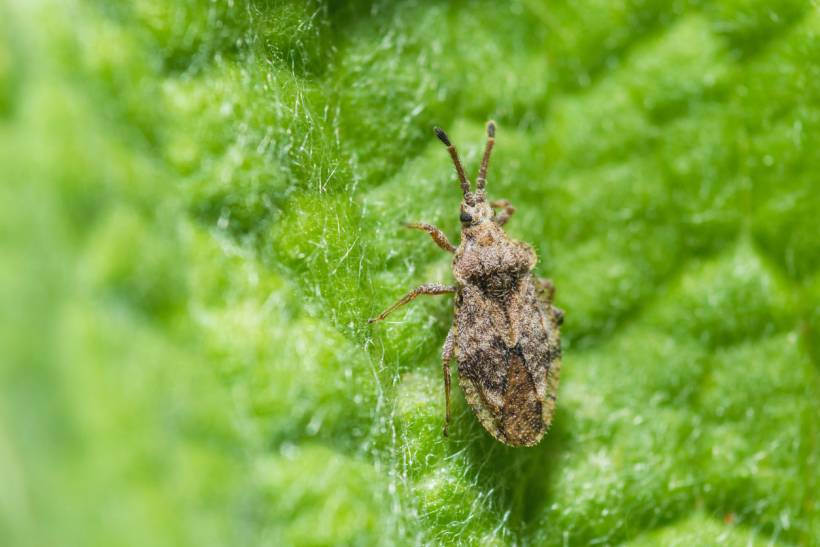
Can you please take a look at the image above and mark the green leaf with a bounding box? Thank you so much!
[1,0,818,545]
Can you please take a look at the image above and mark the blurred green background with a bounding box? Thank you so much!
[1,0,819,545]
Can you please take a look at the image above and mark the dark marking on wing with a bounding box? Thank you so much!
[500,346,544,445]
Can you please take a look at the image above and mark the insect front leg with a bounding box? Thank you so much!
[404,222,456,252]
[490,199,516,226]
[367,283,456,323]
[441,325,456,437]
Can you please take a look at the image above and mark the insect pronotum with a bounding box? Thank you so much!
[369,122,563,447]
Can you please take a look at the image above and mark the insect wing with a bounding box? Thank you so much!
[455,281,559,446]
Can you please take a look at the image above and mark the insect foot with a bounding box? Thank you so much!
[368,121,562,447]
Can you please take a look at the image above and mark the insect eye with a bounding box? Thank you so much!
[460,212,473,223]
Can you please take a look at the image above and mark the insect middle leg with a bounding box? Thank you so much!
[490,199,516,226]
[367,283,456,323]
[536,277,564,326]
[441,325,456,436]
[404,222,455,252]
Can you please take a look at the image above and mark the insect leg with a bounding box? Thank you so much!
[535,277,555,304]
[536,277,564,326]
[441,325,456,437]
[367,284,456,323]
[490,199,516,226]
[404,222,456,253]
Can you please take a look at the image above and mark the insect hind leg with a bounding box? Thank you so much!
[441,325,456,437]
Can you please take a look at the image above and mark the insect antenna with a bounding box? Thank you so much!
[476,120,496,196]
[434,127,473,201]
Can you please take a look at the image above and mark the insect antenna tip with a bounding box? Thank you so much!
[487,120,496,138]
[434,126,451,146]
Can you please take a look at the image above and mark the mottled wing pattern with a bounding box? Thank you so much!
[455,284,508,441]
[455,276,561,446]
[525,279,562,431]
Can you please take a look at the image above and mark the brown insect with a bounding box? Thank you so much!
[368,122,563,447]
